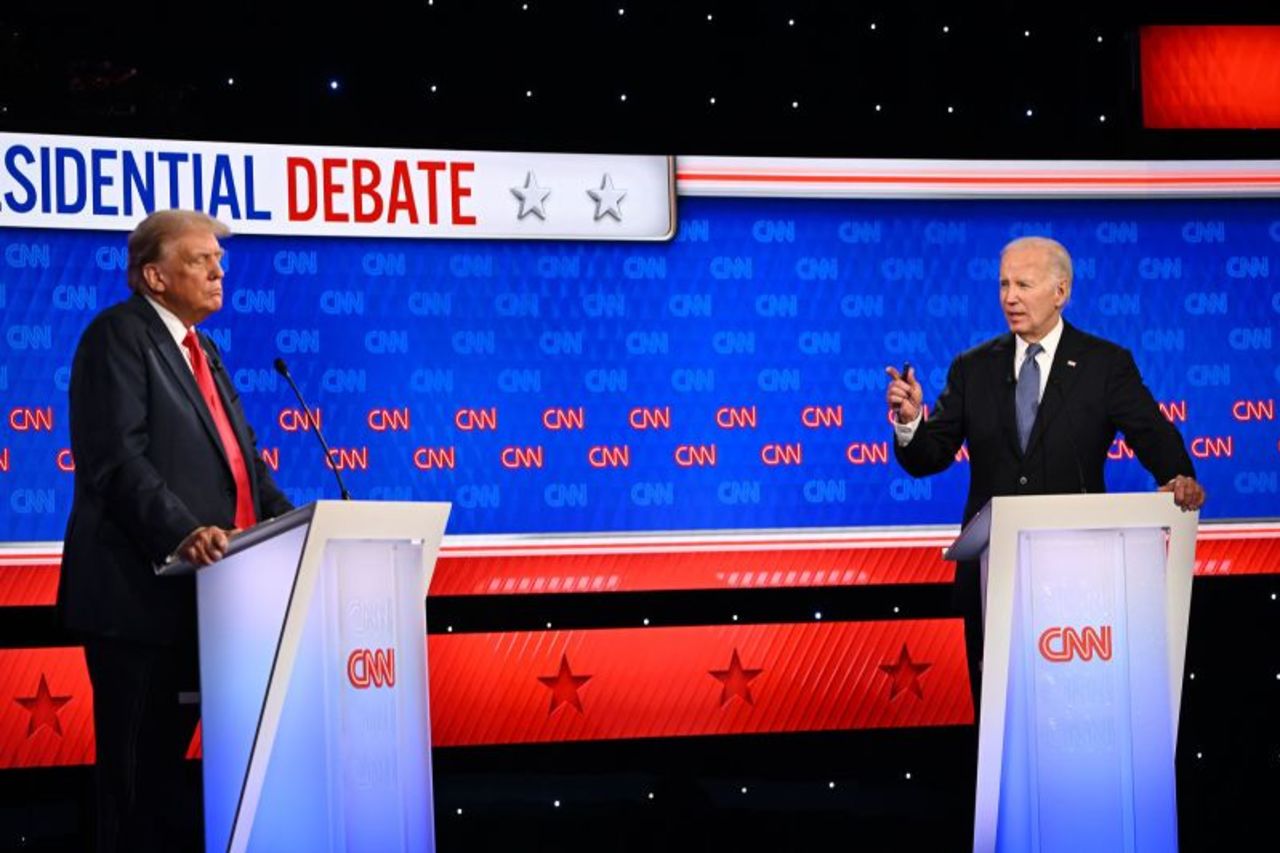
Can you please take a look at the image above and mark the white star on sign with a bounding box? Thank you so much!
[587,174,626,222]
[511,171,552,220]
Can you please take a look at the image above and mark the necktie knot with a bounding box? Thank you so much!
[182,328,201,361]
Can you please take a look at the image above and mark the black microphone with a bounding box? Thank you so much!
[273,357,352,500]
[1049,376,1088,494]
[204,340,223,374]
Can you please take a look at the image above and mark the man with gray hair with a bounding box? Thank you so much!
[59,209,292,851]
[884,235,1203,702]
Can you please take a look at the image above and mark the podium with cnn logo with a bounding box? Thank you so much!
[947,493,1198,853]
[166,500,450,853]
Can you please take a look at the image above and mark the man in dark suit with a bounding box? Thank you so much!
[58,209,293,851]
[884,236,1204,701]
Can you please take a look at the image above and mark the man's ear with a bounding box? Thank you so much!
[142,264,164,294]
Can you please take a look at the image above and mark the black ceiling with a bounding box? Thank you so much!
[2,1,1278,159]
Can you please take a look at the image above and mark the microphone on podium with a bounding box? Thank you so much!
[273,357,352,500]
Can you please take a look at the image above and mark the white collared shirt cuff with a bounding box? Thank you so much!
[894,412,922,446]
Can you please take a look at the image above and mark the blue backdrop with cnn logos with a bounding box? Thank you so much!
[2,196,1277,539]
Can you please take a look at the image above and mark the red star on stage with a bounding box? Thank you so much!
[879,643,933,700]
[709,648,764,707]
[537,653,592,715]
[14,673,73,737]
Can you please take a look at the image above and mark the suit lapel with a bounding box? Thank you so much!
[1026,322,1087,454]
[132,297,233,476]
[986,334,1022,459]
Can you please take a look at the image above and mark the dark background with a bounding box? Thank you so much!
[1,2,1277,850]
[2,1,1279,159]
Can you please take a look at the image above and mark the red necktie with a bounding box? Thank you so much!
[182,329,257,529]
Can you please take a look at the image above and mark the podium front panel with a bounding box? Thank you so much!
[195,502,448,853]
[243,538,434,852]
[198,525,310,853]
[994,528,1177,852]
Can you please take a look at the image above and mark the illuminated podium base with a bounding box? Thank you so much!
[947,494,1198,853]
[168,501,450,853]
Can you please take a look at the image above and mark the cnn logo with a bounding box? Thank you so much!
[1037,626,1113,663]
[347,648,396,688]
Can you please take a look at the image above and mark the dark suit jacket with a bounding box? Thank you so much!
[895,321,1195,526]
[58,294,292,645]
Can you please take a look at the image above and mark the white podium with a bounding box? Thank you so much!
[165,500,450,853]
[947,494,1198,853]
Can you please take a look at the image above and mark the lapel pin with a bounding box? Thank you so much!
[1066,360,1077,368]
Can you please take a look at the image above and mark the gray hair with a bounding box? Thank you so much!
[126,209,230,294]
[1001,236,1073,287]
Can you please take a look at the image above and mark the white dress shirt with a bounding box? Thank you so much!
[894,316,1064,446]
[143,295,198,374]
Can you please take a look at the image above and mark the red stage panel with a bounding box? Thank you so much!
[0,647,94,769]
[1194,535,1280,576]
[427,619,973,747]
[187,720,202,760]
[0,560,60,607]
[431,544,954,596]
[1142,26,1280,129]
[3,528,1279,609]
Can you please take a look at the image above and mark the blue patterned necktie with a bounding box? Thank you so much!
[1016,343,1043,452]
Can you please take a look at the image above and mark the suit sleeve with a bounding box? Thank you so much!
[69,314,200,562]
[1106,346,1195,485]
[894,353,968,478]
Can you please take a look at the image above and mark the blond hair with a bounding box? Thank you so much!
[126,210,230,294]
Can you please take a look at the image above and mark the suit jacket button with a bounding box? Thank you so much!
[1018,476,1028,486]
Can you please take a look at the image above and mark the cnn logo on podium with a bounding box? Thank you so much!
[347,647,397,688]
[1037,626,1113,663]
